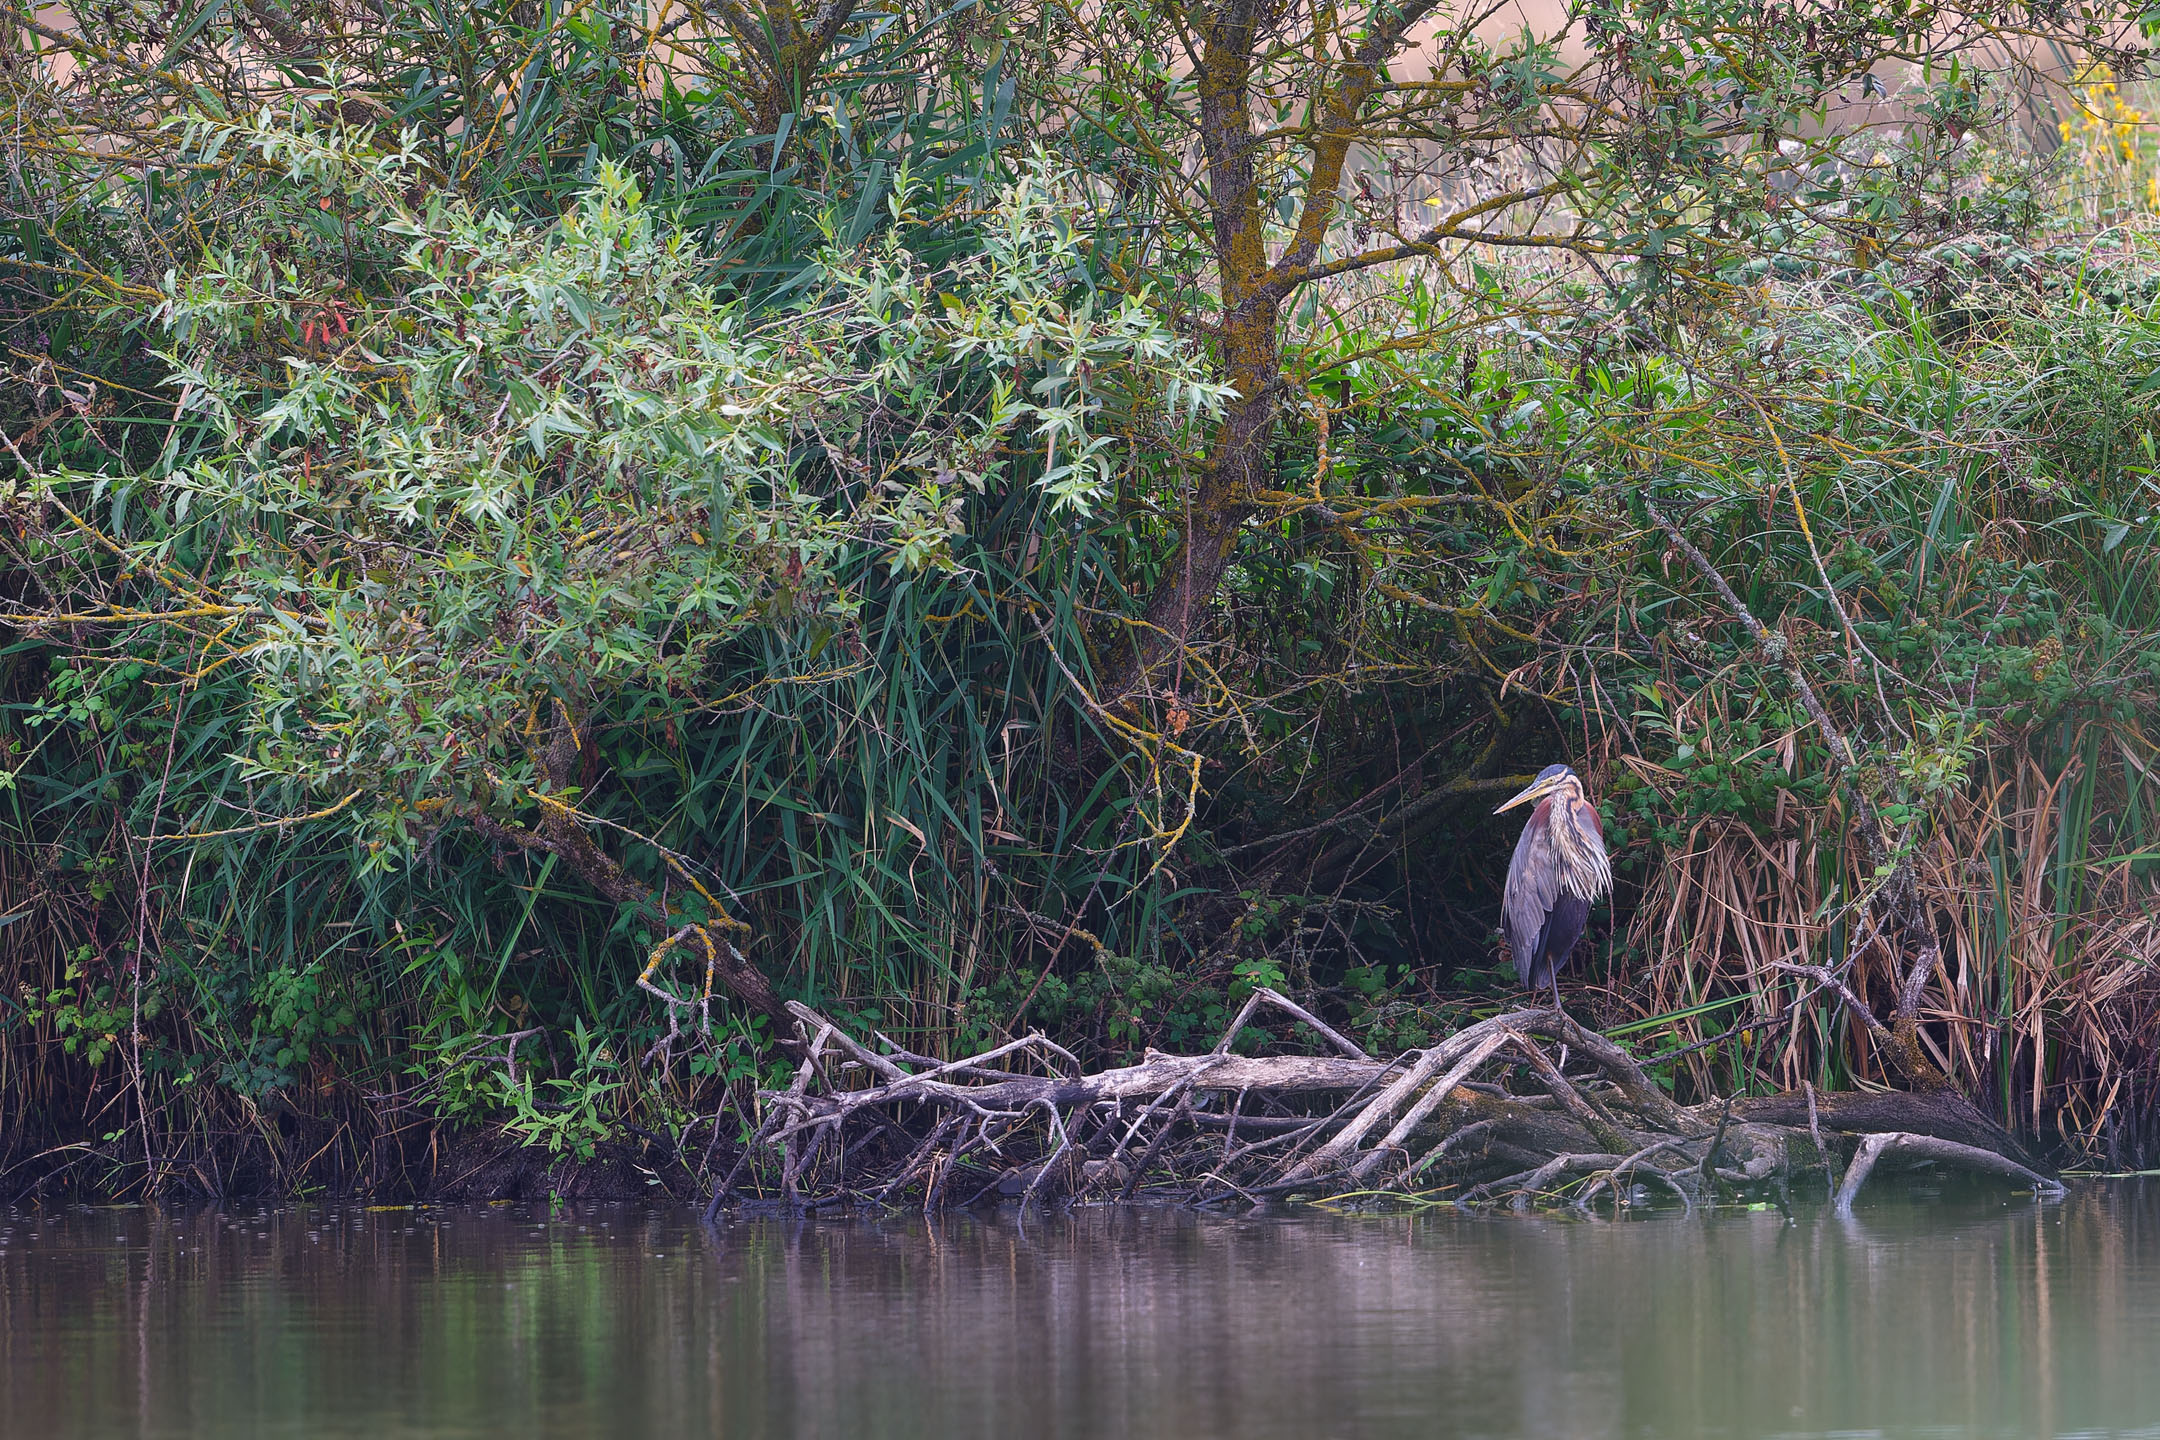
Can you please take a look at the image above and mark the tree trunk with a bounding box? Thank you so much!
[1108,7,1281,704]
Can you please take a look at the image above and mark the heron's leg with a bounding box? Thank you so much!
[1549,972,1562,1013]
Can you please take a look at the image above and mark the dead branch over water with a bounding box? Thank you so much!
[711,993,2061,1217]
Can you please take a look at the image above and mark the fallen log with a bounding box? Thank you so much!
[708,995,2060,1214]
[1731,1089,2048,1170]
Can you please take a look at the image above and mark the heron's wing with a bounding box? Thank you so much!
[1502,800,1561,987]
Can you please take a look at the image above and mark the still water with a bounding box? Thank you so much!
[3,1184,2157,1439]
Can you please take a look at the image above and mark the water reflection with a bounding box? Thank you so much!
[2,1184,2157,1439]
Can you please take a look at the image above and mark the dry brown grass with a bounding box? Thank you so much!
[1603,718,2160,1162]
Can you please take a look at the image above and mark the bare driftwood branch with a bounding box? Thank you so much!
[1214,986,1373,1061]
[768,1049,1392,1123]
[1351,1032,1515,1183]
[1518,1009,1695,1133]
[1288,1026,1518,1181]
[716,1004,2055,1213]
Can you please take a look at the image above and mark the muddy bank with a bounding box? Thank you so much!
[1,1119,723,1207]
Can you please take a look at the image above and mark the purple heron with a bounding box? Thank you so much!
[1495,764,1613,1007]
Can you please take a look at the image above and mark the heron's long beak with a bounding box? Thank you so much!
[1494,775,1561,815]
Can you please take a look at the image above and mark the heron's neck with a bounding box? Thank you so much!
[1550,793,1613,900]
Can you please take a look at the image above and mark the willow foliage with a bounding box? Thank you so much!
[30,123,1224,874]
